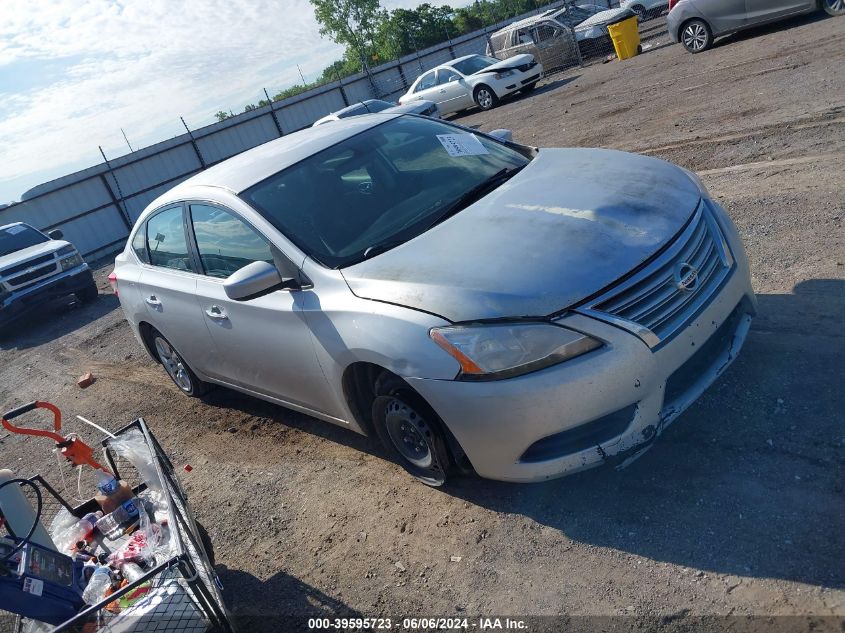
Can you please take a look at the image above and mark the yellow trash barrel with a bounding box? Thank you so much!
[607,12,641,61]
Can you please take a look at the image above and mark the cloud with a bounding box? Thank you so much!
[0,0,464,202]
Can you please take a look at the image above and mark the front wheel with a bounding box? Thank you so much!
[822,0,845,15]
[473,85,499,111]
[521,82,537,93]
[680,19,713,53]
[151,329,210,397]
[371,373,453,486]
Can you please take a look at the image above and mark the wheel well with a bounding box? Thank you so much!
[342,362,385,437]
[137,321,159,363]
[342,362,474,474]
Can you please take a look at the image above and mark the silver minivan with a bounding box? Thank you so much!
[113,114,755,486]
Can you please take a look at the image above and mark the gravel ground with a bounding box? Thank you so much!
[1,12,843,632]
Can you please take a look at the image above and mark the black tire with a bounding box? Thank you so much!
[77,281,99,303]
[473,85,499,111]
[521,82,538,93]
[680,18,713,53]
[149,328,210,397]
[631,4,646,20]
[821,0,845,15]
[371,373,453,486]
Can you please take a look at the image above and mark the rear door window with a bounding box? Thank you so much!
[146,206,192,272]
[189,204,274,278]
[132,225,149,263]
[415,71,436,92]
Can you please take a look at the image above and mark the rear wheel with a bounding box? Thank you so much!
[150,329,210,397]
[371,373,453,486]
[822,0,844,15]
[680,19,713,53]
[473,85,499,111]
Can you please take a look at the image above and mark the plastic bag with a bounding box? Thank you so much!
[108,503,160,568]
[105,429,162,496]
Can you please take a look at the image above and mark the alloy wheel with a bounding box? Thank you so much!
[383,398,434,469]
[154,336,193,392]
[826,0,844,10]
[476,89,493,109]
[683,23,708,51]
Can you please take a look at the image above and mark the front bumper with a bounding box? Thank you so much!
[0,264,93,328]
[408,257,755,482]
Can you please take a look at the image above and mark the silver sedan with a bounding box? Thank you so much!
[668,0,842,53]
[113,114,755,485]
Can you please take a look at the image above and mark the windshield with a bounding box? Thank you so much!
[0,224,48,257]
[242,116,530,268]
[451,55,500,75]
[554,6,596,26]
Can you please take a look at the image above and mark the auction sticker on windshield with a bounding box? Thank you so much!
[436,133,489,157]
[4,225,26,235]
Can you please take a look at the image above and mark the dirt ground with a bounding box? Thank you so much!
[1,11,843,632]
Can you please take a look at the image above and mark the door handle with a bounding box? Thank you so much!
[439,89,446,93]
[145,295,161,307]
[205,305,228,320]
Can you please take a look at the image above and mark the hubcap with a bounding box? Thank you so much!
[477,90,493,109]
[154,337,193,392]
[683,23,707,51]
[383,399,433,469]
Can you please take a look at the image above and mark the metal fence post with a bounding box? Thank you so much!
[571,25,585,67]
[98,147,132,231]
[180,116,206,169]
[263,88,284,136]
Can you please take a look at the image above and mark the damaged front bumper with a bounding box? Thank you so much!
[408,263,756,483]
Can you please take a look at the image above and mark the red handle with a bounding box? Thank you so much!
[1,401,64,443]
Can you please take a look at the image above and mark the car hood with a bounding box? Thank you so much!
[341,148,702,322]
[472,54,535,74]
[0,241,66,273]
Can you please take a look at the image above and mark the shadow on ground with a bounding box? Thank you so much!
[216,565,364,632]
[0,293,119,351]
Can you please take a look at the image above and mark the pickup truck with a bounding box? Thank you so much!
[0,222,97,329]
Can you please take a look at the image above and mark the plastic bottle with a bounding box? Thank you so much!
[82,566,113,605]
[120,562,146,583]
[53,512,102,553]
[94,472,133,514]
[95,498,141,539]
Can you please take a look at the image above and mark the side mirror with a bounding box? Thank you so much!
[449,75,460,83]
[48,229,64,240]
[489,129,513,142]
[224,261,285,301]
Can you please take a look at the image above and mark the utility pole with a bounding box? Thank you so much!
[297,64,307,86]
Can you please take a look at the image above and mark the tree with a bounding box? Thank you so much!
[214,111,231,122]
[310,0,382,66]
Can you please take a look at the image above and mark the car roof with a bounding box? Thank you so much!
[490,10,557,34]
[166,113,399,196]
[0,222,27,231]
[423,54,476,73]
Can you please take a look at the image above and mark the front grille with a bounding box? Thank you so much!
[1,253,54,277]
[7,263,58,287]
[516,61,538,73]
[521,73,541,85]
[587,203,733,346]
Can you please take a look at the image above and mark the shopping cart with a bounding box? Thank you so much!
[0,414,234,633]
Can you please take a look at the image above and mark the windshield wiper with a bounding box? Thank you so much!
[362,240,407,260]
[424,165,525,230]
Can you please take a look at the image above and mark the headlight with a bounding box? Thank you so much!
[59,251,84,271]
[430,322,602,380]
[494,69,515,80]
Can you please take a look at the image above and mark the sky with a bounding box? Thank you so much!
[0,0,463,204]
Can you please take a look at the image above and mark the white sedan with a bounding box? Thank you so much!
[398,54,543,116]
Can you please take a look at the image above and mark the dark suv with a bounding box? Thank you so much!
[0,222,97,328]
